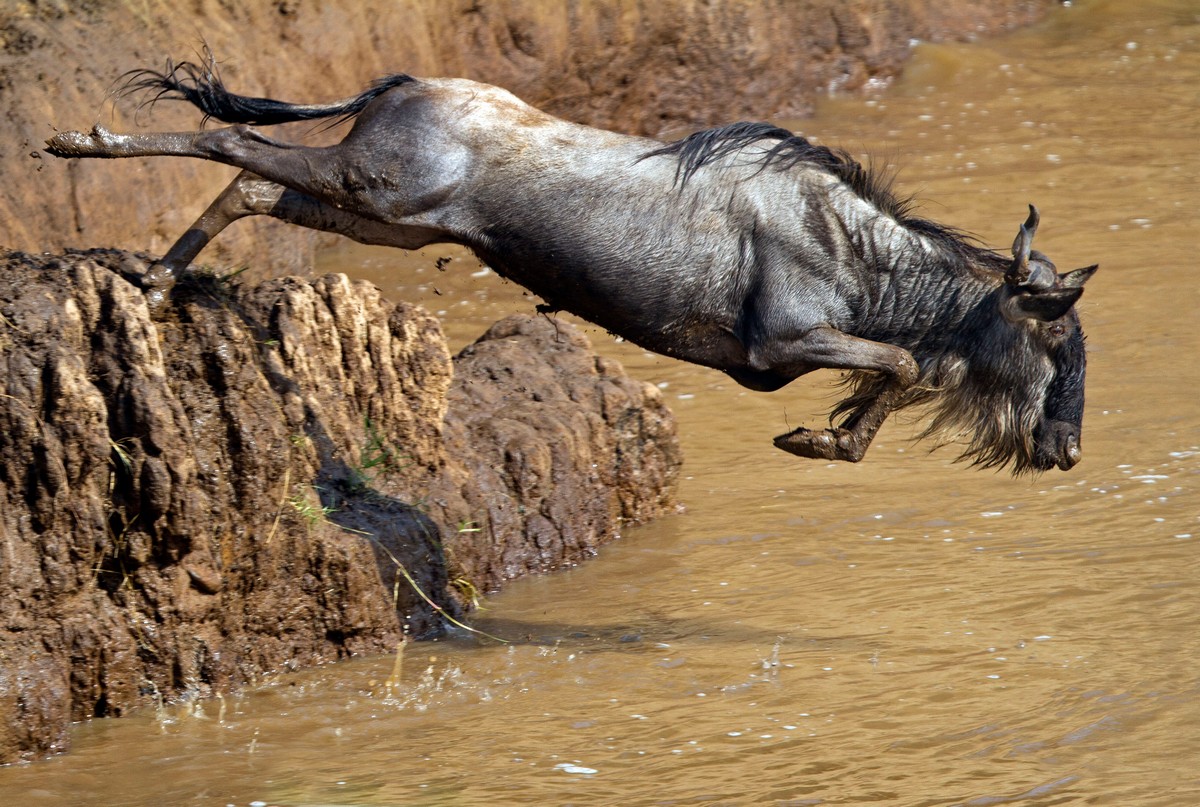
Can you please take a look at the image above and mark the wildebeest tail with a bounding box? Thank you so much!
[121,53,414,126]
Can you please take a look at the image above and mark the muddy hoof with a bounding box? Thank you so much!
[144,286,175,318]
[143,261,179,290]
[105,258,177,317]
[138,262,181,317]
[773,427,864,462]
[44,126,118,158]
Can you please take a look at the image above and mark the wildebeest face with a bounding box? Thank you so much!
[1031,302,1089,470]
[1003,206,1098,471]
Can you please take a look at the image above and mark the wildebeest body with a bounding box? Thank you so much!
[45,60,1097,473]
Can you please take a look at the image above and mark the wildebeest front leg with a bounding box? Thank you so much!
[767,327,919,462]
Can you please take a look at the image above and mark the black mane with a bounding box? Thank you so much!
[647,122,1003,271]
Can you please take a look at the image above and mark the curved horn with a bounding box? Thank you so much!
[1007,204,1040,286]
[1025,252,1058,291]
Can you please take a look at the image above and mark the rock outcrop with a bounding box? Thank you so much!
[0,250,680,762]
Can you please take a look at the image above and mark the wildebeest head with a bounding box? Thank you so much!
[998,205,1098,472]
[879,205,1099,474]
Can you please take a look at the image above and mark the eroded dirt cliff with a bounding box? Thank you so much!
[0,250,679,762]
[3,0,1052,269]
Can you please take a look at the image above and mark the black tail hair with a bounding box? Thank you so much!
[120,51,414,127]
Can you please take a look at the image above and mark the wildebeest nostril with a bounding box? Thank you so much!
[1060,434,1082,470]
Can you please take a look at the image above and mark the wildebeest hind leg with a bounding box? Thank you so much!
[46,125,387,220]
[762,327,919,462]
[138,171,286,306]
[127,169,311,312]
[144,170,439,312]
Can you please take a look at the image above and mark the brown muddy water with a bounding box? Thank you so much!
[3,0,1198,804]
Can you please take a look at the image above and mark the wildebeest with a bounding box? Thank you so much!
[45,56,1097,474]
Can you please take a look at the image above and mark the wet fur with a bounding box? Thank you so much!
[49,57,1093,474]
[834,329,1058,475]
[647,122,1001,270]
[653,123,1075,474]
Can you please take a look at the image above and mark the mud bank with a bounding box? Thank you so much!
[0,0,1054,764]
[0,250,679,762]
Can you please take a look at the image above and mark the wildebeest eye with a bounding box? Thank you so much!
[1048,323,1066,337]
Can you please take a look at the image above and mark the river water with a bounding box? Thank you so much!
[4,0,1198,804]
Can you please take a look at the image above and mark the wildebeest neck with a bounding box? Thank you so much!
[819,185,1005,355]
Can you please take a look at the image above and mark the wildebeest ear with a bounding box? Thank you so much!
[1061,264,1098,288]
[1006,286,1084,323]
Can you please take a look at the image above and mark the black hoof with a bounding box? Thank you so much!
[772,427,865,463]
